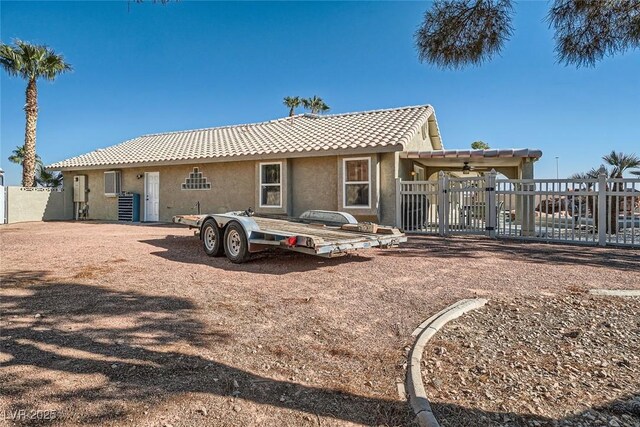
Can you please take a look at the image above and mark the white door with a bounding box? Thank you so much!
[144,172,160,222]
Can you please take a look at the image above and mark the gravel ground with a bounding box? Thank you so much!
[1,221,639,426]
[425,294,640,427]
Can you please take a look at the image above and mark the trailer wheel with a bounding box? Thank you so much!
[224,222,250,263]
[202,219,224,257]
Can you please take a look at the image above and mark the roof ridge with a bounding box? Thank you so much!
[312,104,431,119]
[136,104,432,138]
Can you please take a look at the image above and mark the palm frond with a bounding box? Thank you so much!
[1,39,71,80]
[8,145,43,166]
[603,150,640,177]
[36,166,63,188]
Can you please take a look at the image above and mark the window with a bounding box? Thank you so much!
[104,171,121,197]
[259,162,281,207]
[343,157,370,208]
[181,167,211,190]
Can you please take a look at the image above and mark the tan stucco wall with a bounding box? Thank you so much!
[379,152,398,226]
[62,153,398,223]
[405,126,436,151]
[6,187,73,224]
[65,161,256,222]
[290,156,338,216]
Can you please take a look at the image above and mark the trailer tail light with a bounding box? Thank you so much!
[286,236,297,246]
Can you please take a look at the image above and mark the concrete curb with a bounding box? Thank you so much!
[589,289,640,297]
[406,298,488,427]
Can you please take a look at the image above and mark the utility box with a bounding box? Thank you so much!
[73,175,88,202]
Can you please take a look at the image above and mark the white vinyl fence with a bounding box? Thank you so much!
[397,172,640,248]
[0,185,5,224]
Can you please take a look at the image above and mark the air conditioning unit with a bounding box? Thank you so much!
[73,175,88,202]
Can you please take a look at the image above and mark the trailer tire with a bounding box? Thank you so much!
[202,219,224,257]
[224,222,251,263]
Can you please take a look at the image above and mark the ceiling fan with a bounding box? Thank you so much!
[462,162,491,174]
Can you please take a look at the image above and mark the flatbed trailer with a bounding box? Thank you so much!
[173,210,407,263]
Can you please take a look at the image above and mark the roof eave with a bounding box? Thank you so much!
[46,144,405,171]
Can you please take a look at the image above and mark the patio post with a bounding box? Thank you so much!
[598,173,607,246]
[520,159,536,237]
[438,171,448,236]
[485,169,497,238]
[395,177,402,229]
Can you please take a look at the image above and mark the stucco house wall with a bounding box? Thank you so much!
[289,156,338,216]
[51,105,447,226]
[64,161,256,222]
[63,153,401,224]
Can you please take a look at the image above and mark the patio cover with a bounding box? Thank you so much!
[401,149,543,178]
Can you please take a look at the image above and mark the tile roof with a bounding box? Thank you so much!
[47,105,436,170]
[403,149,543,159]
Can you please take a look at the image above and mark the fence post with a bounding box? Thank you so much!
[395,178,402,229]
[438,171,447,236]
[598,173,607,246]
[485,169,497,238]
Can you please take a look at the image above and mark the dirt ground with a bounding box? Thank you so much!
[1,221,639,427]
[425,294,640,427]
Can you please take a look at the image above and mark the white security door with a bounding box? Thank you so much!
[144,172,160,222]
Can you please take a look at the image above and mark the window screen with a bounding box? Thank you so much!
[344,159,370,207]
[260,163,281,207]
[104,171,121,196]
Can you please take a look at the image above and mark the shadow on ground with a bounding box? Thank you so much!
[139,235,371,274]
[0,270,405,425]
[2,270,637,426]
[381,235,640,272]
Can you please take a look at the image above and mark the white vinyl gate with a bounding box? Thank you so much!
[397,171,640,248]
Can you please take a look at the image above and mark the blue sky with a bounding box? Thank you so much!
[1,1,638,184]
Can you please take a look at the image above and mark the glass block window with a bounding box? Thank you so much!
[181,167,211,190]
[343,158,370,208]
[259,162,281,207]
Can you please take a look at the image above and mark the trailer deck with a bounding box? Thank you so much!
[173,210,407,262]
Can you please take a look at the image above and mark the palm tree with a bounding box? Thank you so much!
[283,96,302,117]
[302,96,330,114]
[8,145,43,168]
[0,40,71,187]
[36,166,63,188]
[569,166,606,220]
[602,151,640,233]
[602,151,640,179]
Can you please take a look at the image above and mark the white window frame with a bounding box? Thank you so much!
[104,171,121,197]
[343,157,371,209]
[259,161,282,208]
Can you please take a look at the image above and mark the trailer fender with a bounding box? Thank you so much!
[197,215,220,240]
[210,216,260,241]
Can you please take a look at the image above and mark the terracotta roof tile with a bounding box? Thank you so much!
[48,105,435,169]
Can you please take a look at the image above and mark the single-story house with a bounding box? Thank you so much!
[47,105,541,225]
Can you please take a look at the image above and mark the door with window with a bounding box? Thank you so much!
[144,172,159,221]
